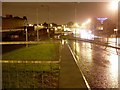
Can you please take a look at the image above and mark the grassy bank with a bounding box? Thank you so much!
[2,42,61,88]
[2,43,60,61]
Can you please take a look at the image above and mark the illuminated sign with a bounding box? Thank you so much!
[97,17,108,24]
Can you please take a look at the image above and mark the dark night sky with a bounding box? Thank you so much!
[2,2,114,24]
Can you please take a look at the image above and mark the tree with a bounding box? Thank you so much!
[67,21,74,28]
[23,16,27,20]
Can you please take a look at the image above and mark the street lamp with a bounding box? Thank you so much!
[42,5,50,38]
[36,7,39,41]
[24,17,28,47]
[81,18,91,30]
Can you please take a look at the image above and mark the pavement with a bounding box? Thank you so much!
[69,37,120,49]
[59,42,88,89]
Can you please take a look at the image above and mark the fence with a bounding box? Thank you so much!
[1,40,61,88]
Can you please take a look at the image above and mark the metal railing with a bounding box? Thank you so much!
[1,40,61,88]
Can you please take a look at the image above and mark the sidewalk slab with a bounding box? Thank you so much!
[59,43,88,88]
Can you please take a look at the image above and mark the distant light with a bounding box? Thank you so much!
[57,26,62,29]
[73,23,79,28]
[114,29,118,31]
[29,24,33,26]
[86,19,91,23]
[100,27,103,30]
[98,26,103,30]
[54,27,57,31]
[50,24,53,27]
[82,23,86,26]
[64,28,71,31]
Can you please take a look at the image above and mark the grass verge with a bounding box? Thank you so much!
[2,63,59,88]
[2,41,61,88]
[2,43,60,61]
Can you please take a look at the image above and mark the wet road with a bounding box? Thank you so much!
[67,39,119,88]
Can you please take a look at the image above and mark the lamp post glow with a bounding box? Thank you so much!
[81,19,91,29]
[109,0,119,11]
[74,23,79,28]
[36,8,39,41]
[86,19,91,24]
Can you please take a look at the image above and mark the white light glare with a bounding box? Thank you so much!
[74,23,79,28]
[80,30,94,39]
[29,24,33,26]
[110,0,119,10]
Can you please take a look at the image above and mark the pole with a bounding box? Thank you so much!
[36,8,39,41]
[74,2,77,54]
[47,5,50,38]
[25,27,28,47]
[24,18,28,47]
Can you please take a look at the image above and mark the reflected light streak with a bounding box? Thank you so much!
[82,43,92,63]
[107,48,118,85]
[73,41,92,63]
[109,53,118,75]
[72,41,80,53]
[108,38,116,46]
[61,39,67,45]
[76,42,80,53]
[62,39,65,45]
[108,38,120,47]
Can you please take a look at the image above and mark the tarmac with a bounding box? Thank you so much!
[58,37,120,88]
[59,42,88,89]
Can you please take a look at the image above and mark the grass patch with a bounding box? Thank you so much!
[2,42,60,88]
[2,43,60,61]
[2,63,60,88]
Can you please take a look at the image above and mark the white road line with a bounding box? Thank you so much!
[67,44,91,90]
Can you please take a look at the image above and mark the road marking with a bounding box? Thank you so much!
[67,44,91,90]
[0,60,60,64]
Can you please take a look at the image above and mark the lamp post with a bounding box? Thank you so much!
[47,5,50,38]
[24,17,28,47]
[36,8,39,41]
[73,2,77,54]
[73,3,79,38]
[41,5,50,38]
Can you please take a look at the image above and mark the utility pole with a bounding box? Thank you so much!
[47,5,50,38]
[74,2,77,54]
[24,16,28,47]
[36,7,39,41]
[25,27,28,47]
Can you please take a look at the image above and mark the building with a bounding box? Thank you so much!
[2,15,27,41]
[103,19,116,36]
[91,17,115,36]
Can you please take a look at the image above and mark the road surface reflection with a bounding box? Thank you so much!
[68,40,118,88]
